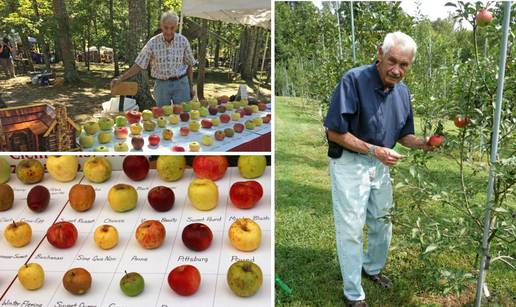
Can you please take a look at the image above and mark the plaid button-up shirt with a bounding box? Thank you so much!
[135,33,195,80]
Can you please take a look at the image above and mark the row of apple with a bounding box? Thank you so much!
[0,155,267,186]
[81,114,271,152]
[5,217,262,252]
[17,260,263,297]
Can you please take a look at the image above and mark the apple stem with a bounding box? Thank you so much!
[125,270,128,276]
[12,221,16,227]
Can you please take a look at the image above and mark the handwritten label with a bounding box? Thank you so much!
[0,253,28,260]
[76,255,117,262]
[185,216,222,223]
[0,217,14,223]
[61,218,95,224]
[1,299,43,307]
[177,255,208,263]
[20,217,44,224]
[130,256,148,262]
[229,215,269,222]
[231,255,256,262]
[34,253,63,261]
[104,218,124,223]
[54,302,97,307]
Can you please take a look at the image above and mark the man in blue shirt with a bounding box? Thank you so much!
[324,31,434,307]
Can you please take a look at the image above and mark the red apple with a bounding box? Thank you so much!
[172,145,185,152]
[215,130,225,141]
[181,223,213,251]
[244,107,253,116]
[131,136,144,150]
[192,156,228,181]
[217,95,229,104]
[258,102,267,111]
[173,105,183,115]
[201,119,213,129]
[208,106,218,115]
[148,186,175,212]
[217,105,226,113]
[27,185,50,212]
[428,135,445,147]
[454,115,470,128]
[233,123,245,133]
[135,220,166,249]
[180,127,189,136]
[123,156,149,181]
[125,110,142,124]
[47,222,78,248]
[152,106,164,118]
[115,127,129,139]
[229,181,263,209]
[148,134,160,146]
[219,114,231,123]
[238,109,246,118]
[262,115,271,124]
[476,9,493,27]
[168,265,201,296]
[180,112,190,122]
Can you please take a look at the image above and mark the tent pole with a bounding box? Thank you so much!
[474,2,511,306]
[179,12,184,34]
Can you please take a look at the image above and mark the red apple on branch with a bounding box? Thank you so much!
[476,9,493,27]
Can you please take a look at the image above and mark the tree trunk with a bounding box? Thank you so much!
[86,18,90,71]
[197,19,208,99]
[31,0,51,71]
[128,0,155,109]
[52,0,80,83]
[241,27,258,82]
[109,0,119,76]
[147,0,152,39]
[213,22,221,68]
[252,28,262,74]
[19,33,35,71]
[237,28,247,73]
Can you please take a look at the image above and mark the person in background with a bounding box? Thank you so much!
[110,11,196,106]
[324,31,435,307]
[0,37,16,79]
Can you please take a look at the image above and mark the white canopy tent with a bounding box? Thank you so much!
[180,0,271,29]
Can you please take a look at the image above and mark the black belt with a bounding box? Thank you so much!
[156,73,187,81]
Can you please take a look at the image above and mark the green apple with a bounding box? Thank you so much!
[191,100,201,110]
[190,110,200,120]
[142,110,153,121]
[245,120,255,130]
[84,157,112,183]
[250,105,259,113]
[79,134,95,148]
[189,121,200,132]
[208,99,218,107]
[98,132,112,144]
[156,156,186,182]
[157,116,167,128]
[227,261,262,297]
[162,105,173,116]
[98,117,115,131]
[231,112,241,121]
[46,156,78,182]
[120,272,144,297]
[95,146,109,152]
[108,184,138,212]
[199,107,209,117]
[83,121,100,135]
[114,142,129,152]
[212,118,221,126]
[0,157,11,184]
[188,178,218,210]
[143,120,156,132]
[238,156,266,179]
[252,117,263,126]
[201,135,214,146]
[226,102,234,110]
[115,116,128,127]
[168,114,180,125]
[18,263,45,290]
[182,102,192,112]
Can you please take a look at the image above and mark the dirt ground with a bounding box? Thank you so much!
[0,63,271,124]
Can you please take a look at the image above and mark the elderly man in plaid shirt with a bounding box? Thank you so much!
[111,11,195,106]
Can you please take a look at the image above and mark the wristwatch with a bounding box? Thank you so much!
[367,145,377,158]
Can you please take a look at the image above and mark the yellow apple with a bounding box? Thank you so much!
[18,263,44,290]
[188,178,218,211]
[190,110,200,120]
[228,218,261,252]
[93,225,119,250]
[168,114,180,125]
[83,157,112,183]
[108,184,138,212]
[46,156,78,182]
[156,156,186,182]
[237,156,267,179]
[4,221,32,247]
[201,135,213,146]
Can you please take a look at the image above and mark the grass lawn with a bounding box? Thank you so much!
[275,96,515,306]
[0,62,270,124]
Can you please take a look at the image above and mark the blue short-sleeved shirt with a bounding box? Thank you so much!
[324,62,415,149]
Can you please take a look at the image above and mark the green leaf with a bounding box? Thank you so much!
[423,244,438,254]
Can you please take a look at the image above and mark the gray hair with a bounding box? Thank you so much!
[381,31,417,62]
[160,11,179,24]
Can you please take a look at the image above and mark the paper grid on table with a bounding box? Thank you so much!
[80,110,272,152]
[0,166,271,307]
